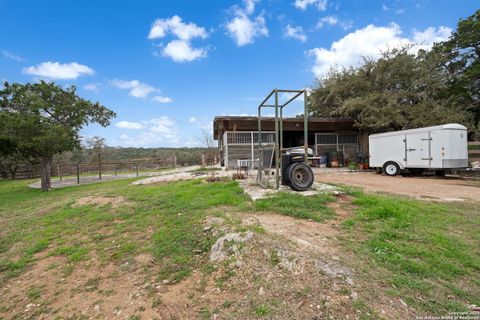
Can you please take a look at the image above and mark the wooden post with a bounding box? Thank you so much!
[98,153,102,180]
[173,155,177,168]
[76,164,80,184]
[135,163,139,177]
[202,154,206,166]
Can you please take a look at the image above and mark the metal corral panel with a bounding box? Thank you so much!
[223,131,275,169]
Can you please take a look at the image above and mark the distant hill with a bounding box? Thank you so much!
[54,147,210,167]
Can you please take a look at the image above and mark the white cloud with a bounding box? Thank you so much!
[189,117,197,123]
[152,95,173,103]
[226,0,268,46]
[294,0,327,11]
[161,39,207,62]
[307,23,452,77]
[84,83,100,92]
[116,116,179,147]
[412,26,452,51]
[284,24,307,42]
[339,20,354,31]
[23,62,94,80]
[382,4,405,15]
[244,0,257,15]
[148,15,208,41]
[148,15,208,62]
[111,79,156,98]
[2,50,25,61]
[147,116,175,133]
[316,16,353,30]
[116,121,142,129]
[316,16,338,28]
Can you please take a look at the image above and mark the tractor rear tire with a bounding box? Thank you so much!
[287,162,314,191]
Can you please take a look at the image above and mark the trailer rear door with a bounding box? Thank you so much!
[406,132,431,167]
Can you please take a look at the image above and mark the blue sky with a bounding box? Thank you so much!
[0,0,477,147]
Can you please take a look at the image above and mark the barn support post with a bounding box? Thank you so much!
[304,89,308,163]
[257,109,262,182]
[250,131,254,169]
[225,133,229,170]
[274,90,280,190]
[279,106,283,152]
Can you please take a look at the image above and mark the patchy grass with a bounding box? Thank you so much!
[254,192,335,222]
[1,176,479,318]
[254,303,271,317]
[341,191,480,315]
[0,178,250,285]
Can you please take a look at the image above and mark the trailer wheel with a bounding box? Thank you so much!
[383,161,400,176]
[287,162,314,191]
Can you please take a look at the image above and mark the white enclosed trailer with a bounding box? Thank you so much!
[369,124,468,176]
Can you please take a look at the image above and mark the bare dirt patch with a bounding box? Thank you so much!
[73,195,130,208]
[132,168,230,185]
[0,253,164,319]
[238,178,339,200]
[315,170,480,202]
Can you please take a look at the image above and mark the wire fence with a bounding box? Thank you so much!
[1,153,219,182]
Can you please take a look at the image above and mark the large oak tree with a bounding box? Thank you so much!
[0,81,116,191]
[309,9,479,137]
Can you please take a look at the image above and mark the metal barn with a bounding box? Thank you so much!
[213,116,368,170]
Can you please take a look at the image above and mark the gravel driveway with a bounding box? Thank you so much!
[314,170,480,202]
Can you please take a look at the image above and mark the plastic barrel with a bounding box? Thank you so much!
[319,155,328,165]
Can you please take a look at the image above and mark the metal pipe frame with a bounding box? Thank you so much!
[257,89,309,190]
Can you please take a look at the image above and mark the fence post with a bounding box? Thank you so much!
[173,155,177,168]
[135,163,139,177]
[98,153,102,180]
[202,154,206,166]
[76,164,80,184]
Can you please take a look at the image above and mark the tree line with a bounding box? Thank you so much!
[309,9,479,139]
[1,10,478,191]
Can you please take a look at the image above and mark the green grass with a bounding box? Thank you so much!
[254,192,335,222]
[341,191,480,315]
[254,303,271,317]
[1,176,479,317]
[0,178,250,284]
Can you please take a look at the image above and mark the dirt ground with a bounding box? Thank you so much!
[1,195,411,320]
[132,197,410,319]
[314,170,480,202]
